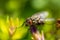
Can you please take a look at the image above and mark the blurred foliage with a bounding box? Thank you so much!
[0,0,60,40]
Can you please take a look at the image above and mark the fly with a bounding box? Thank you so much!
[21,11,55,40]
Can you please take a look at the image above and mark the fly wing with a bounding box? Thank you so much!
[45,18,55,21]
[31,11,48,21]
[39,11,48,21]
[39,11,48,19]
[39,11,55,22]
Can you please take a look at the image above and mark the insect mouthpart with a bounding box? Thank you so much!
[30,25,37,33]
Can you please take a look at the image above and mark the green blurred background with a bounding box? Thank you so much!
[0,0,60,40]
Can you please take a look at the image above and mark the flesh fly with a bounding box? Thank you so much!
[22,11,55,40]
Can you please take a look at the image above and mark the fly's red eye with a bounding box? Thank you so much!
[29,20,33,25]
[26,19,33,25]
[30,25,37,33]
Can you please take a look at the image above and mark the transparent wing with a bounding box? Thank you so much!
[45,18,55,22]
[31,11,49,21]
[39,11,48,19]
[32,11,55,22]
